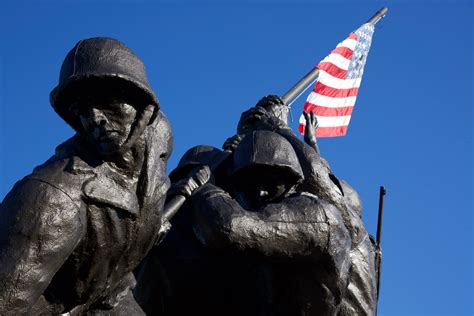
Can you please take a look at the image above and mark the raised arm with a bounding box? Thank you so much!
[0,179,84,314]
[303,111,320,154]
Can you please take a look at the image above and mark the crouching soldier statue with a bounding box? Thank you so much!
[0,37,206,315]
[191,130,356,315]
[135,95,377,315]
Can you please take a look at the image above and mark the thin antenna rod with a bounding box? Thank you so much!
[375,185,387,316]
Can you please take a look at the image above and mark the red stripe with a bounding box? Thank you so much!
[348,32,357,40]
[317,62,347,79]
[298,124,304,135]
[297,124,348,137]
[330,46,353,59]
[317,126,348,137]
[313,82,358,98]
[304,103,354,117]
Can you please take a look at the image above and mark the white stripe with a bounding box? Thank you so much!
[337,38,357,51]
[320,53,350,70]
[299,114,351,128]
[306,92,357,108]
[316,115,352,128]
[299,114,306,124]
[318,70,361,89]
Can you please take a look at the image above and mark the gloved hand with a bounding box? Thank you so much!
[222,134,243,152]
[237,95,288,134]
[168,165,211,198]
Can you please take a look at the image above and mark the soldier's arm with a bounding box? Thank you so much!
[191,184,351,263]
[0,179,85,314]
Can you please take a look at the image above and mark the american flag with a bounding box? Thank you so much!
[298,23,375,137]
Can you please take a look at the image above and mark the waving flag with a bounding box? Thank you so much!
[298,23,375,137]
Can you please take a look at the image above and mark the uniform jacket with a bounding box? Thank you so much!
[0,112,172,315]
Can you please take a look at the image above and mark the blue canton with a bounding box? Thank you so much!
[346,23,374,79]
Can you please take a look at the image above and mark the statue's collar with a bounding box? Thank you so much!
[67,154,140,217]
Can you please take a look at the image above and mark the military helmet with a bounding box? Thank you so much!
[233,130,303,185]
[169,145,223,183]
[50,37,159,131]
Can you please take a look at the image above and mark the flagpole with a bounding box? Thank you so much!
[367,7,388,24]
[161,8,389,224]
[281,7,388,106]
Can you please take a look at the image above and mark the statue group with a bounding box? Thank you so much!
[0,38,377,315]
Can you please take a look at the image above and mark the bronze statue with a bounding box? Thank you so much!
[136,96,377,315]
[0,37,206,315]
[0,35,377,315]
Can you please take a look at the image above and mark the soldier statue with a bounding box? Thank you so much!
[0,37,207,315]
[135,96,377,315]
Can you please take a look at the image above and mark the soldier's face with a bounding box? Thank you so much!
[72,96,138,155]
[234,173,289,210]
[239,183,287,209]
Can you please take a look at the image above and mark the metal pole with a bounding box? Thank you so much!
[376,186,386,247]
[162,195,186,223]
[281,68,320,105]
[367,7,388,24]
[375,185,386,316]
[280,7,388,106]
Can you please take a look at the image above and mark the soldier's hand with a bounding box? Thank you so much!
[223,134,243,152]
[255,95,285,109]
[238,106,268,133]
[304,111,318,131]
[168,166,211,197]
[191,165,211,187]
[303,111,318,147]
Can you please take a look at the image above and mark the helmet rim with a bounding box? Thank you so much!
[50,73,159,132]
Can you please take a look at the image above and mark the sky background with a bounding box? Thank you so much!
[0,0,472,315]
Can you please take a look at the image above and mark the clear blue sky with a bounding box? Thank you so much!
[1,1,472,315]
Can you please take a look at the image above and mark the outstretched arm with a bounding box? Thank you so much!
[0,180,84,314]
